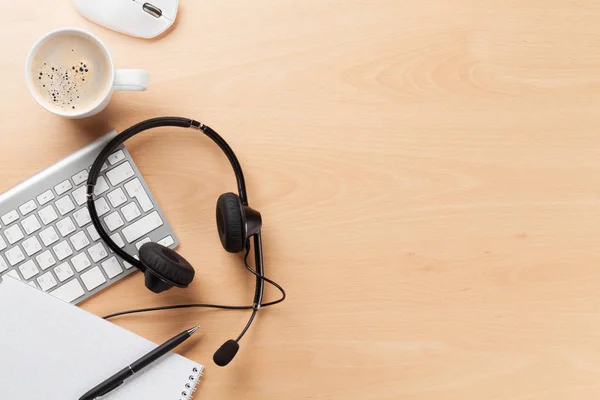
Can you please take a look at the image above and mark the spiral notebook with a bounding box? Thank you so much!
[0,277,204,399]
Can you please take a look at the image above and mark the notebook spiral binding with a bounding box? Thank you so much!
[179,366,204,400]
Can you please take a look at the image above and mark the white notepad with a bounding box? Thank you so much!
[0,277,204,399]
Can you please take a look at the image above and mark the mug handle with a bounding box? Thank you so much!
[114,69,149,91]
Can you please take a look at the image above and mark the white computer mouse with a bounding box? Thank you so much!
[73,0,178,39]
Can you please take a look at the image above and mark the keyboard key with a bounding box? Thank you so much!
[22,236,42,257]
[54,180,73,196]
[55,196,75,216]
[87,225,100,241]
[95,197,110,216]
[136,237,152,250]
[107,188,127,208]
[53,240,73,261]
[107,161,135,186]
[71,252,91,272]
[94,176,110,196]
[4,225,24,245]
[19,200,37,216]
[89,164,103,173]
[88,242,108,263]
[158,235,175,247]
[38,204,58,225]
[110,232,125,248]
[37,271,58,291]
[72,169,89,186]
[102,257,123,279]
[50,278,84,303]
[121,202,141,222]
[81,266,106,291]
[1,210,19,225]
[123,254,139,270]
[122,211,163,243]
[5,246,25,266]
[0,234,7,251]
[39,226,59,246]
[36,250,56,271]
[0,255,7,273]
[37,190,55,206]
[73,207,91,227]
[108,150,126,165]
[72,186,87,206]
[104,211,124,232]
[21,214,41,235]
[124,178,154,212]
[70,231,90,251]
[19,260,39,280]
[56,216,76,237]
[54,262,74,282]
[3,269,21,280]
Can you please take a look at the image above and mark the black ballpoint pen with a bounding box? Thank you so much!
[79,326,200,400]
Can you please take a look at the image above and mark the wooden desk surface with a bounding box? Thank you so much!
[3,1,600,398]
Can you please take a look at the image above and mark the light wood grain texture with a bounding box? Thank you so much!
[3,1,600,398]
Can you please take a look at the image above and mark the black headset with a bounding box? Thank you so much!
[86,117,285,367]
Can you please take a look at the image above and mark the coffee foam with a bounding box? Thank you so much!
[30,34,110,113]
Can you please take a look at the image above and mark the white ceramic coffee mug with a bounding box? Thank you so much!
[25,28,149,119]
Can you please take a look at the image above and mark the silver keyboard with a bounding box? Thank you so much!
[0,130,178,303]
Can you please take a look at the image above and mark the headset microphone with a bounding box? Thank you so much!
[213,305,258,366]
[213,307,258,366]
[214,340,240,367]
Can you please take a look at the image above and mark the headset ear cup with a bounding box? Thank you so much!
[139,243,195,289]
[216,193,246,253]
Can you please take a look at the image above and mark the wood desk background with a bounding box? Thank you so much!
[3,1,600,399]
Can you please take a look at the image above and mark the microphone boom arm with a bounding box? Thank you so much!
[252,232,265,309]
[236,232,265,343]
[213,232,266,366]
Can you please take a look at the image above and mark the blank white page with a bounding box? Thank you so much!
[0,277,203,399]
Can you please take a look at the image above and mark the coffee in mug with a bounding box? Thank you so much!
[30,33,111,113]
[26,28,149,119]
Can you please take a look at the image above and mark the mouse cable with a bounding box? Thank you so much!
[102,246,286,320]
